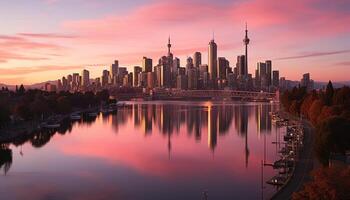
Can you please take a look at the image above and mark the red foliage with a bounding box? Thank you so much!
[293,166,350,200]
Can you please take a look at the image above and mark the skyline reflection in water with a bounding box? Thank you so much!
[0,101,284,200]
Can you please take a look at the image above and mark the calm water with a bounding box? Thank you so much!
[0,101,285,200]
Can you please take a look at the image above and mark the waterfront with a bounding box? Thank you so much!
[1,101,285,200]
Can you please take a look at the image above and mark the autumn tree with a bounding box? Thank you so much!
[293,166,350,200]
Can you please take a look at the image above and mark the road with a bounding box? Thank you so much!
[271,120,315,200]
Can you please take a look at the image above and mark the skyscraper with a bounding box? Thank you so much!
[257,62,267,90]
[142,57,153,73]
[72,73,80,89]
[237,55,246,77]
[110,60,119,76]
[193,52,201,68]
[218,57,229,79]
[272,70,279,87]
[81,69,90,87]
[173,57,180,73]
[208,39,218,80]
[101,70,109,87]
[133,66,142,87]
[265,60,272,86]
[186,56,194,72]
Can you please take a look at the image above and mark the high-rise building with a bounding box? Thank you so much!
[257,62,267,90]
[186,57,194,72]
[138,72,147,87]
[187,67,198,90]
[154,65,162,87]
[110,60,119,76]
[272,70,279,87]
[142,57,153,72]
[178,67,186,76]
[193,52,201,68]
[208,39,217,80]
[133,66,142,87]
[72,73,80,89]
[57,79,62,91]
[81,69,90,87]
[237,55,246,77]
[62,76,68,91]
[218,57,229,79]
[301,73,314,91]
[177,75,188,90]
[101,70,109,87]
[95,78,101,88]
[147,72,155,89]
[265,60,272,86]
[173,57,180,73]
[117,67,128,85]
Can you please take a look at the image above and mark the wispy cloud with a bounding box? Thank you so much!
[0,50,49,63]
[0,65,84,75]
[334,61,350,66]
[0,33,68,63]
[18,33,78,39]
[275,49,350,60]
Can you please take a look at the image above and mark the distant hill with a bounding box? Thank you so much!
[0,80,57,91]
[314,81,350,89]
[1,80,349,91]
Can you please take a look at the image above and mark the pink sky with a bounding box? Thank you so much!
[0,0,349,84]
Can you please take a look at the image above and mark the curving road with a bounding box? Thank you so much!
[271,120,315,200]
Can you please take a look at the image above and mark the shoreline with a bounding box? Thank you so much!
[0,106,99,143]
[270,111,315,200]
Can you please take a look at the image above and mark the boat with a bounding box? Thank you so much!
[42,121,60,128]
[44,124,60,128]
[100,108,110,115]
[70,113,81,120]
[88,112,98,117]
[116,102,126,107]
[266,175,288,186]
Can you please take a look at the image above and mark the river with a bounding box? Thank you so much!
[0,101,286,200]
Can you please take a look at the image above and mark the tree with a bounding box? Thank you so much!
[315,116,350,165]
[309,100,324,125]
[333,86,350,107]
[293,166,350,200]
[300,91,317,118]
[13,103,33,120]
[0,104,10,128]
[324,81,334,106]
[56,96,72,114]
[17,84,25,95]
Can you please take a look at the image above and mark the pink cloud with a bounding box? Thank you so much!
[0,50,49,63]
[62,0,350,61]
[18,33,78,39]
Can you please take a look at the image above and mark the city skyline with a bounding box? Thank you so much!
[0,0,349,84]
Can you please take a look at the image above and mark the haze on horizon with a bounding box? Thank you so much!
[0,0,349,85]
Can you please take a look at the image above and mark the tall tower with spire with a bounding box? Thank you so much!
[243,23,250,76]
[167,36,172,56]
[208,34,218,81]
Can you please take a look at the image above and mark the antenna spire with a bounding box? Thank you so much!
[167,35,171,55]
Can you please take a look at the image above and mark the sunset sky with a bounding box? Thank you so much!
[0,0,349,85]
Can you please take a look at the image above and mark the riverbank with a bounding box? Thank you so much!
[0,106,99,143]
[271,113,316,200]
